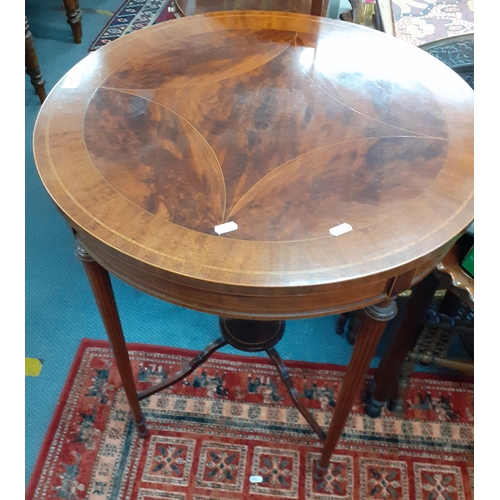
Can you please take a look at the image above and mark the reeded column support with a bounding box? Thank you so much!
[365,273,440,418]
[75,237,147,437]
[62,0,83,43]
[314,299,397,480]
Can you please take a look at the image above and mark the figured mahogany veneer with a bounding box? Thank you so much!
[33,12,473,478]
[34,12,473,319]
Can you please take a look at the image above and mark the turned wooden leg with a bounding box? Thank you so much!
[315,299,397,480]
[75,238,147,437]
[25,17,46,104]
[388,357,416,415]
[62,0,82,43]
[365,272,440,418]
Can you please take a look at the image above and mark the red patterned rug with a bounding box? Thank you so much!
[89,0,474,51]
[89,0,177,51]
[27,339,473,499]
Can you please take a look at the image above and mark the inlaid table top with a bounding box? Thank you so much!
[33,11,474,319]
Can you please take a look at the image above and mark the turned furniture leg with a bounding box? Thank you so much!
[62,0,83,43]
[25,17,46,104]
[388,357,417,415]
[315,299,397,480]
[365,273,440,417]
[75,238,147,437]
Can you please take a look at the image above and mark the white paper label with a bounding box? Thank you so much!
[329,223,353,237]
[250,476,263,483]
[62,74,83,89]
[214,221,238,235]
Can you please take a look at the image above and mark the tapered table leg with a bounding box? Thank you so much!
[62,0,82,43]
[365,273,440,417]
[315,299,397,480]
[75,238,147,437]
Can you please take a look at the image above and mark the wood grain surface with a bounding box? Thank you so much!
[33,11,474,319]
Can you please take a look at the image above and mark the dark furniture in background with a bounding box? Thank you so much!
[365,234,474,418]
[63,0,83,44]
[25,0,83,104]
[419,33,474,89]
[25,17,47,104]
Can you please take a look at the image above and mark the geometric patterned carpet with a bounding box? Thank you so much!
[27,340,474,499]
[89,0,474,51]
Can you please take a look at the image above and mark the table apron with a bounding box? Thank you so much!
[74,229,455,320]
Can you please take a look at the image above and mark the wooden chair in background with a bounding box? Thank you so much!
[63,0,83,44]
[26,16,47,104]
[26,1,82,104]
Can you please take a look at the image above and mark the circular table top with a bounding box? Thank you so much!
[34,11,474,318]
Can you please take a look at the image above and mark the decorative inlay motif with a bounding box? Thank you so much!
[360,458,409,499]
[250,446,300,498]
[83,27,450,242]
[196,441,247,492]
[142,436,195,485]
[414,463,465,500]
[305,453,354,499]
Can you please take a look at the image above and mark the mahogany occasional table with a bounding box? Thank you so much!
[33,11,474,479]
